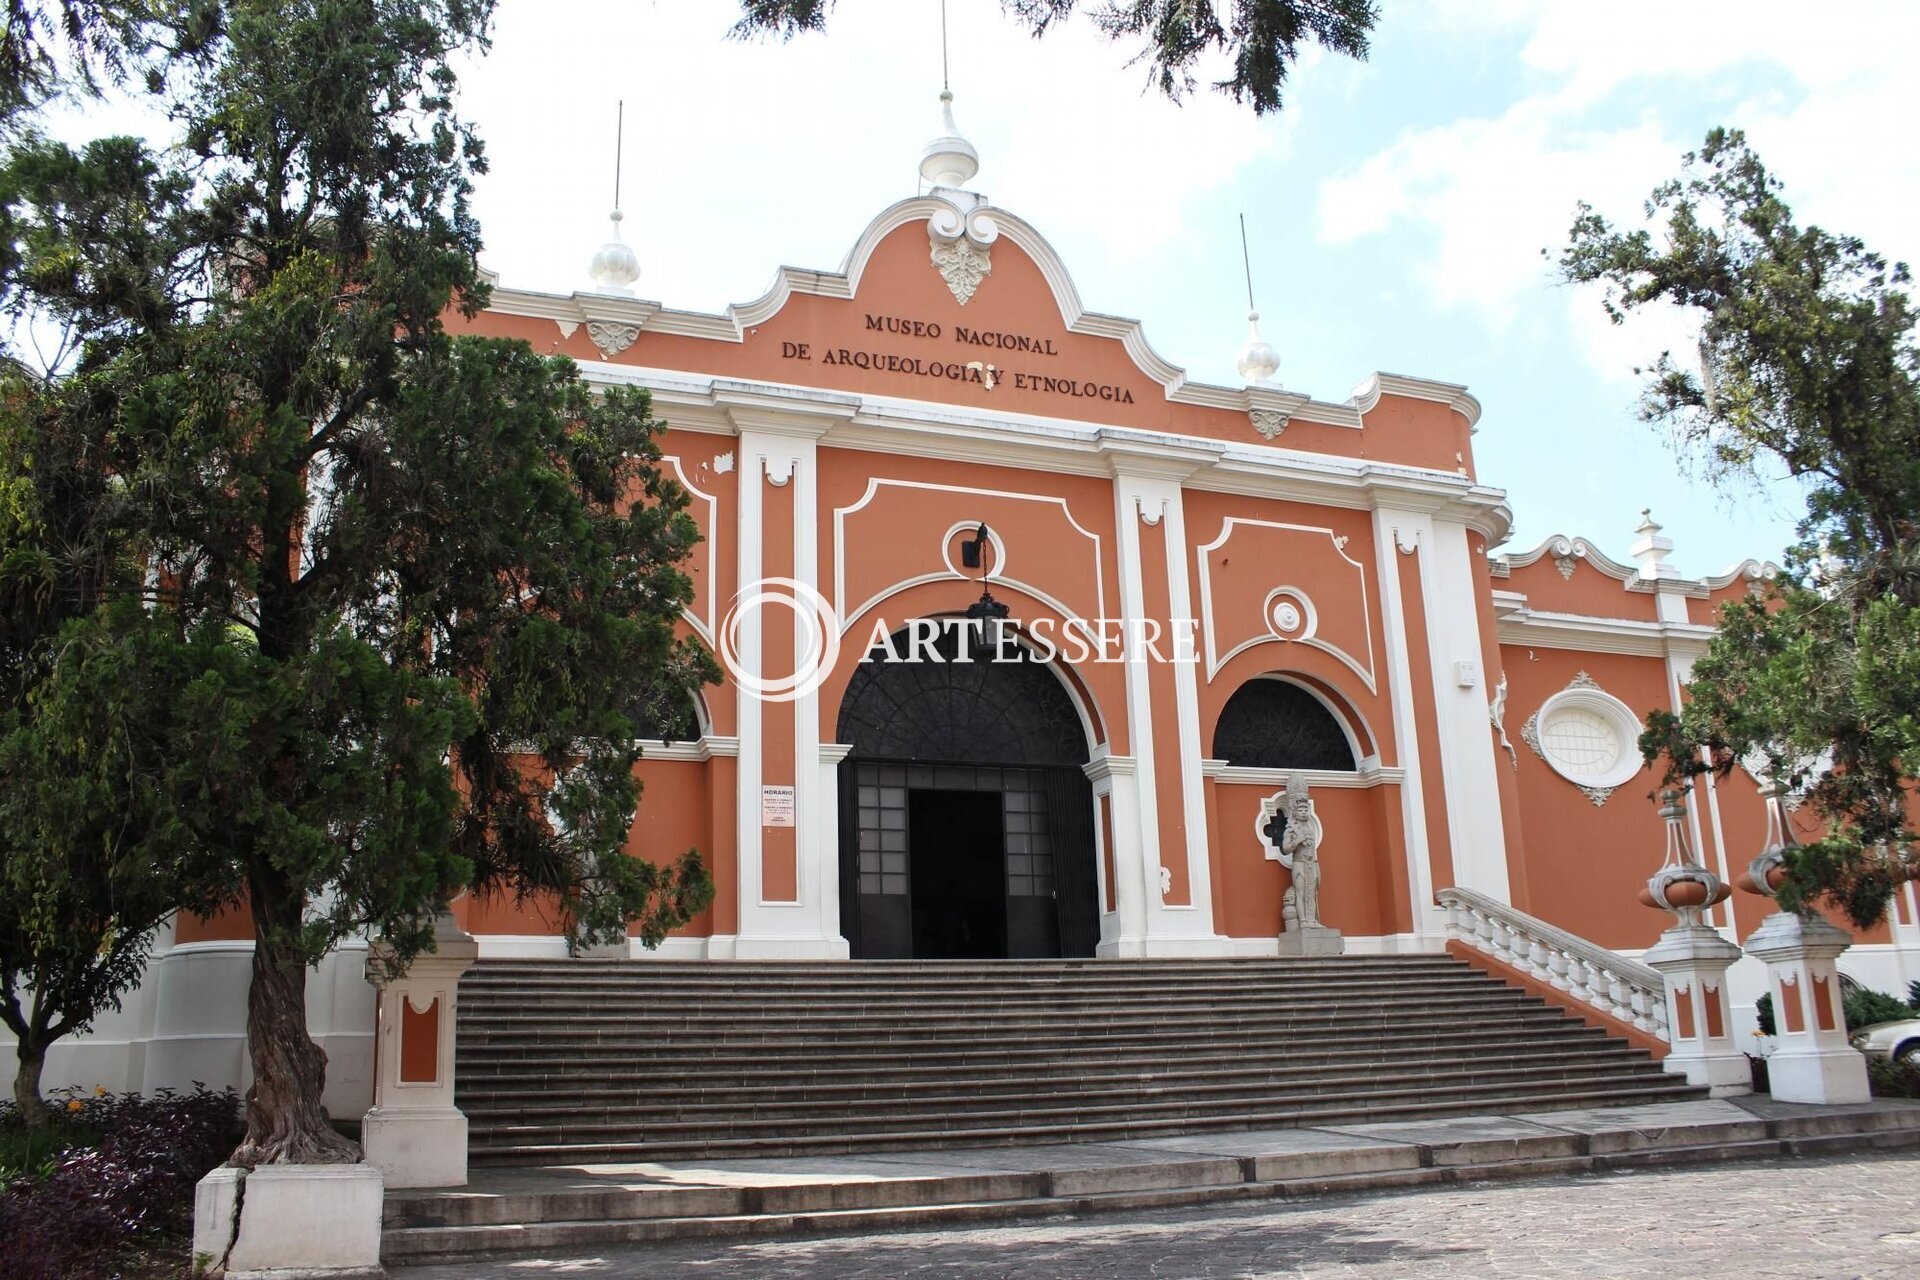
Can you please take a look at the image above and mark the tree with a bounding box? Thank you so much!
[1,0,714,1166]
[0,364,208,1128]
[732,0,1378,115]
[1559,128,1920,928]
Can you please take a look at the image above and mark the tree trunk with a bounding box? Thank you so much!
[229,880,361,1167]
[12,1039,48,1133]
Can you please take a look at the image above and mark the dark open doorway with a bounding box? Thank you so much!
[908,789,1006,958]
[835,624,1101,960]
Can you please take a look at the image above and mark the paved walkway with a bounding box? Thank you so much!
[394,1147,1920,1278]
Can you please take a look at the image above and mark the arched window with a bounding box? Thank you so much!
[1212,678,1357,770]
[627,682,701,743]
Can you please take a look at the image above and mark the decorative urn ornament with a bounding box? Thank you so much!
[1638,788,1730,924]
[1737,775,1795,897]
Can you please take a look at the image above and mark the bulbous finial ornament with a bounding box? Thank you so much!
[919,90,980,191]
[588,209,639,295]
[1639,787,1730,926]
[1237,311,1280,383]
[1738,775,1796,898]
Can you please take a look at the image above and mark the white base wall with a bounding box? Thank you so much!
[3,937,377,1118]
[194,1163,385,1279]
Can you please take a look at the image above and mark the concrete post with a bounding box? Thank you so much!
[1737,776,1870,1104]
[1642,923,1750,1095]
[1744,912,1871,1103]
[1639,788,1750,1095]
[361,912,478,1188]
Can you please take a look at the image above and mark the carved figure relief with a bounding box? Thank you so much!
[1261,772,1323,929]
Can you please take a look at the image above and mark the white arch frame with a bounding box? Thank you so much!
[1212,672,1374,773]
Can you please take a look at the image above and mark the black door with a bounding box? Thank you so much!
[836,625,1099,961]
[1044,766,1100,958]
[908,789,1006,958]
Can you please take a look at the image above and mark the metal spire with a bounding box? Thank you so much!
[588,99,639,294]
[613,99,624,213]
[1239,213,1257,313]
[1236,213,1279,383]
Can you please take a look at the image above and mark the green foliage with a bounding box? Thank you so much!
[1846,986,1917,1031]
[1754,985,1917,1039]
[733,1,1378,116]
[1561,129,1920,929]
[1868,1055,1920,1099]
[1,0,715,1161]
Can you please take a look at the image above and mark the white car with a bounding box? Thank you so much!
[1850,1018,1920,1066]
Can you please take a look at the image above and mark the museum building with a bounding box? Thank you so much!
[11,100,1920,1128]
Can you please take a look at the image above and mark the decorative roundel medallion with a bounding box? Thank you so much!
[1264,588,1314,640]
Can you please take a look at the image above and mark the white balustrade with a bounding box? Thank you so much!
[1438,887,1669,1041]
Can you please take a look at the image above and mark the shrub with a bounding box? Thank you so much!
[1753,984,1915,1038]
[0,1085,241,1280]
[1845,987,1915,1031]
[1868,1056,1920,1100]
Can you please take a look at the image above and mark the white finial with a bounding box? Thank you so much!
[1235,215,1280,383]
[1238,311,1280,383]
[1629,507,1679,581]
[919,1,979,191]
[920,93,979,191]
[589,102,640,295]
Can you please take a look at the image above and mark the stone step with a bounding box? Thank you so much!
[382,1104,1920,1261]
[450,1002,1569,1043]
[449,954,1682,1168]
[455,988,1530,1019]
[458,1059,1671,1125]
[462,1080,1711,1165]
[453,1036,1637,1087]
[464,956,1462,976]
[456,974,1489,997]
[464,1071,1696,1143]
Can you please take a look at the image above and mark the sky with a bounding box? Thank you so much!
[55,0,1920,575]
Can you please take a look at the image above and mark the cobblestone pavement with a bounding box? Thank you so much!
[398,1150,1920,1279]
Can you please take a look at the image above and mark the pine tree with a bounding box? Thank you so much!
[1560,129,1920,928]
[0,0,714,1163]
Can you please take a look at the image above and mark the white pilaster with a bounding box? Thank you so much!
[1372,511,1442,936]
[1109,477,1167,946]
[1420,518,1511,901]
[1086,753,1146,956]
[1108,463,1223,954]
[729,404,849,960]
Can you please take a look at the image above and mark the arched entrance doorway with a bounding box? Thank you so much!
[836,625,1100,959]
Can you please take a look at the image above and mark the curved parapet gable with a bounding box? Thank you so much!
[466,198,1483,472]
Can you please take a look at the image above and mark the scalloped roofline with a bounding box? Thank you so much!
[1493,532,1781,596]
[478,197,1481,433]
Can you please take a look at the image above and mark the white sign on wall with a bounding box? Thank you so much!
[760,785,797,827]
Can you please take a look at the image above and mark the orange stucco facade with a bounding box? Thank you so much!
[385,190,1918,980]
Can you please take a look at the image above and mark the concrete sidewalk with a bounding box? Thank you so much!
[382,1096,1920,1263]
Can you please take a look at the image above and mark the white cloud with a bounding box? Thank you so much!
[1316,102,1678,327]
[459,0,1285,307]
[1315,0,1920,369]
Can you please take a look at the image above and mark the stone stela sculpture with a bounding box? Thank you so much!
[1263,772,1344,956]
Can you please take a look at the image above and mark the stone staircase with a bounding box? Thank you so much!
[454,954,1703,1166]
